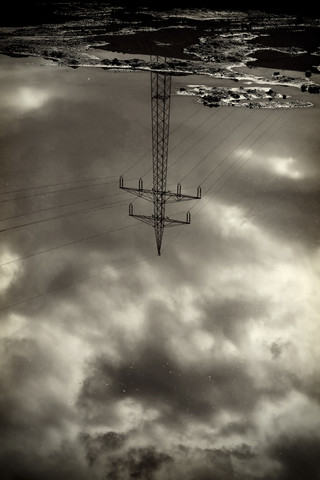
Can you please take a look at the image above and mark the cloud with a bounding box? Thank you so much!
[269,156,304,180]
[79,433,173,480]
[1,51,320,480]
[268,434,320,480]
[237,149,306,181]
[0,85,54,126]
[0,251,20,293]
[2,185,319,479]
[268,339,290,360]
[5,87,51,112]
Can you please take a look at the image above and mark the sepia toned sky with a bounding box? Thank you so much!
[1,54,320,479]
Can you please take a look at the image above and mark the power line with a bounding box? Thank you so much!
[0,101,206,309]
[127,108,288,254]
[0,104,295,311]
[170,103,204,137]
[2,103,194,198]
[187,110,288,219]
[191,110,290,215]
[0,223,138,267]
[198,109,275,187]
[169,103,222,159]
[135,105,229,186]
[0,175,118,196]
[0,191,125,222]
[120,101,205,177]
[0,198,128,234]
[0,253,157,313]
[199,109,286,193]
[170,107,235,175]
[178,108,254,184]
[126,107,238,206]
[0,180,117,204]
[1,99,202,201]
[161,109,290,253]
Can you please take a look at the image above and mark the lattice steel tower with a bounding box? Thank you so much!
[119,56,201,255]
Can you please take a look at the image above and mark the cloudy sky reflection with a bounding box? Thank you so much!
[1,55,320,479]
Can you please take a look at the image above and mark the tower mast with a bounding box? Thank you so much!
[151,54,171,255]
[120,56,201,255]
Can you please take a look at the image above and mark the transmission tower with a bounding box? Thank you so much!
[119,55,201,256]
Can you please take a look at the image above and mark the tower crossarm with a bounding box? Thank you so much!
[119,177,201,204]
[164,216,190,227]
[119,185,154,202]
[129,214,156,227]
[129,214,189,227]
[165,192,201,203]
[129,203,192,228]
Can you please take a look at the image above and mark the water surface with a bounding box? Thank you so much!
[1,54,320,479]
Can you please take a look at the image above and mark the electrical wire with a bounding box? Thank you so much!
[169,103,222,159]
[0,197,128,234]
[198,109,275,187]
[0,180,117,204]
[120,101,205,177]
[200,110,287,194]
[0,108,293,313]
[0,106,296,313]
[122,109,289,253]
[190,109,290,216]
[138,104,226,180]
[130,105,230,194]
[0,223,138,267]
[161,109,291,253]
[125,107,232,205]
[171,102,205,137]
[0,191,125,222]
[169,107,235,175]
[0,253,157,313]
[0,175,118,196]
[178,107,256,184]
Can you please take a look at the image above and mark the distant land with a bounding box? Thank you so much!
[1,0,319,27]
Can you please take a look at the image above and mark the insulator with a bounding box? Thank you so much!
[197,186,202,198]
[139,178,143,191]
[119,176,124,188]
[186,211,191,224]
[177,183,182,196]
[129,203,133,215]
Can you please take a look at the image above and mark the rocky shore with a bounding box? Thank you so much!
[1,3,319,108]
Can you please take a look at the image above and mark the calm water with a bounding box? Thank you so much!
[1,54,320,479]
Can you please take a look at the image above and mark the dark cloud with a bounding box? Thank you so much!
[269,340,289,360]
[79,299,259,428]
[79,332,301,434]
[268,434,320,480]
[200,297,263,343]
[0,338,87,480]
[231,186,320,248]
[80,442,255,480]
[112,446,172,479]
[0,441,89,480]
[216,134,320,249]
[0,337,74,434]
[219,420,254,437]
[79,430,128,465]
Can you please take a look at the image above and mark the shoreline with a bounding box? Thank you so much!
[1,5,319,111]
[1,51,318,109]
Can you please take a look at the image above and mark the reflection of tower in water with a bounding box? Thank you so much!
[119,55,201,255]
